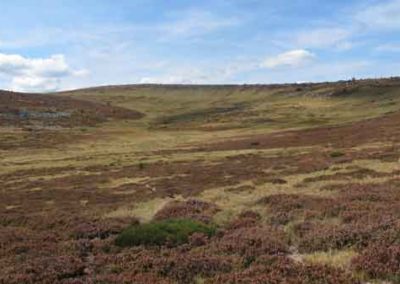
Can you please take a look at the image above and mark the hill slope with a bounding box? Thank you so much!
[0,90,143,128]
[61,78,400,132]
[1,78,400,283]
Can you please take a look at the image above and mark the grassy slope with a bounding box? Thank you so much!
[3,79,400,196]
[61,80,400,133]
[25,79,396,173]
[4,79,400,197]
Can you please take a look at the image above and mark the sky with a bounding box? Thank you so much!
[1,0,400,92]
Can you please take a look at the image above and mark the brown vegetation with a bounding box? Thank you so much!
[2,80,400,282]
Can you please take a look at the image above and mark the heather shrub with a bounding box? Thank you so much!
[156,253,233,283]
[92,249,234,283]
[294,221,376,253]
[154,199,219,224]
[94,273,173,284]
[115,219,216,247]
[237,210,261,220]
[226,210,261,230]
[215,225,288,258]
[209,255,360,284]
[260,194,335,225]
[72,217,139,240]
[0,256,85,284]
[352,244,400,282]
[188,232,209,247]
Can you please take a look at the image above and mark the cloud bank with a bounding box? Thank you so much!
[0,53,87,92]
[261,50,316,69]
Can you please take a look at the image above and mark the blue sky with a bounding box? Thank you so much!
[1,0,400,92]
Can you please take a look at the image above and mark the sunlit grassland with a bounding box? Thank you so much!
[61,83,400,132]
[3,82,398,179]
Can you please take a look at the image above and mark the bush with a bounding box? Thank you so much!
[115,219,216,247]
[329,151,345,158]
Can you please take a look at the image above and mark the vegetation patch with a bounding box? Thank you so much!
[211,255,360,284]
[115,219,216,247]
[154,199,220,223]
[329,150,345,158]
[302,249,357,269]
[351,244,400,282]
[4,81,400,282]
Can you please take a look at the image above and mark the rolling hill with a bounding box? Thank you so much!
[1,78,400,283]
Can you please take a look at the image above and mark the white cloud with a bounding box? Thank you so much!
[293,28,352,49]
[159,9,239,39]
[355,0,400,30]
[277,1,400,53]
[376,43,400,52]
[138,69,213,85]
[0,53,87,92]
[10,76,60,93]
[261,49,316,69]
[139,76,195,84]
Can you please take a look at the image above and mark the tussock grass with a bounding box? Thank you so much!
[199,178,335,225]
[197,156,400,225]
[105,195,185,222]
[301,249,357,269]
[98,177,149,190]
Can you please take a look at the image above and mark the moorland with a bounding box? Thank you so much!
[1,78,400,283]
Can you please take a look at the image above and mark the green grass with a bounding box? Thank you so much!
[115,219,216,247]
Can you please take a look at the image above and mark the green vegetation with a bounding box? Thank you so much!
[330,151,345,158]
[115,219,216,247]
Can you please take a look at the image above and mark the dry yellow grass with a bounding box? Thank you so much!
[98,177,150,190]
[104,195,185,222]
[301,249,358,269]
[194,156,400,224]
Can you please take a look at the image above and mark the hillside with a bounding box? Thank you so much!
[1,78,400,283]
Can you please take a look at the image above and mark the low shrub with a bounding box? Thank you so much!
[115,219,216,247]
[351,244,400,282]
[156,253,233,283]
[227,211,261,230]
[154,199,220,224]
[0,256,85,284]
[94,250,234,283]
[94,273,172,284]
[73,217,139,240]
[293,221,392,253]
[214,225,289,258]
[260,194,335,225]
[209,255,360,284]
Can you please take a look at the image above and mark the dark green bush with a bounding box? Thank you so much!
[137,162,145,170]
[115,219,216,247]
[329,151,345,158]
